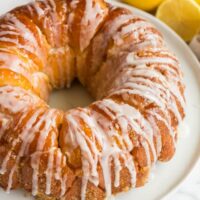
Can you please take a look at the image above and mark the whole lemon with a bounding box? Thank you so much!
[123,0,163,11]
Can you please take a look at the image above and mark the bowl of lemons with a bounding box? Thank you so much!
[123,0,200,42]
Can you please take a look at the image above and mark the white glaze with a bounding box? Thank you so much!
[4,13,42,58]
[63,98,162,199]
[0,1,186,200]
[0,86,42,113]
[0,113,11,139]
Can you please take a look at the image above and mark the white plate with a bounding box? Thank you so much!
[0,1,200,200]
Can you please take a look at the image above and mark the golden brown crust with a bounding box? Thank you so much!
[20,150,75,199]
[62,177,105,200]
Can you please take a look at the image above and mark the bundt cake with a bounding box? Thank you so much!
[0,0,185,199]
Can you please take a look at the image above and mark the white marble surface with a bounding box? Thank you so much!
[168,160,200,200]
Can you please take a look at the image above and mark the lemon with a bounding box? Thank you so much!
[123,0,163,11]
[156,0,200,41]
[195,0,200,4]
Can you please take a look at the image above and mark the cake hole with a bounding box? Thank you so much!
[49,80,94,111]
